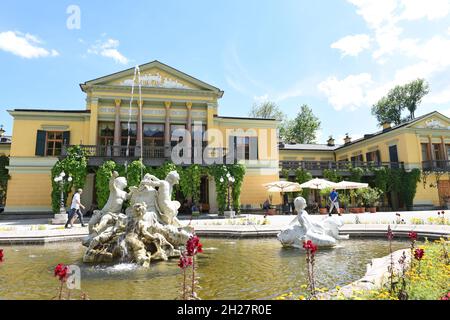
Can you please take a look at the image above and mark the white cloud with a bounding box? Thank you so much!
[320,1,450,111]
[254,94,269,104]
[88,38,129,64]
[331,34,371,57]
[398,0,450,21]
[318,73,373,111]
[0,31,59,58]
[424,85,450,104]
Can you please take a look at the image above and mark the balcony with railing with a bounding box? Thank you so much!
[422,160,450,172]
[61,144,229,166]
[280,160,405,176]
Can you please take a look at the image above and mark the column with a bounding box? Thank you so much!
[429,136,435,161]
[186,102,193,134]
[114,99,121,146]
[113,99,121,156]
[164,101,171,157]
[441,136,448,161]
[88,97,99,145]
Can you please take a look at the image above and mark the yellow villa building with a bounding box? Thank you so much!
[1,60,450,218]
[279,112,450,209]
[3,61,280,216]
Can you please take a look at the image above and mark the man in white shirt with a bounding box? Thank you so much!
[65,188,86,228]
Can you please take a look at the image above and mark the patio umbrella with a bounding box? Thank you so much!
[299,178,338,190]
[263,181,302,212]
[334,180,369,212]
[263,181,302,193]
[334,180,369,190]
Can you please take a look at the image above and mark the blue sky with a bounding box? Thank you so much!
[1,0,450,143]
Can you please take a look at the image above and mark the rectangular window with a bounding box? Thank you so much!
[46,131,63,156]
[98,122,115,146]
[170,124,186,147]
[366,150,381,163]
[350,154,363,165]
[121,123,137,146]
[143,124,164,158]
[447,144,450,160]
[421,143,430,161]
[234,136,258,160]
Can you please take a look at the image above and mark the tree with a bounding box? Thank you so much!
[249,101,285,121]
[280,104,321,144]
[371,78,429,126]
[403,79,429,119]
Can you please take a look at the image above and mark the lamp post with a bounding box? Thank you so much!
[52,171,73,224]
[221,172,235,217]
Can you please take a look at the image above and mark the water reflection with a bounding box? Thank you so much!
[0,238,408,300]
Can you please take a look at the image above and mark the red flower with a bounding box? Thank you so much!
[408,232,417,241]
[303,240,318,254]
[54,263,69,281]
[178,255,192,269]
[414,248,425,261]
[186,235,203,256]
[0,249,3,262]
[441,292,449,300]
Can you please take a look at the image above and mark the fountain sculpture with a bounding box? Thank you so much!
[278,197,349,248]
[82,170,192,267]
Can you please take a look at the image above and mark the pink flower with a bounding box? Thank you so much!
[414,248,425,261]
[0,249,3,262]
[178,255,192,269]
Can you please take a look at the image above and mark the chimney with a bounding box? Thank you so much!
[344,133,351,145]
[327,136,335,146]
[382,122,392,132]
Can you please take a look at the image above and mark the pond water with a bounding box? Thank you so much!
[0,238,408,300]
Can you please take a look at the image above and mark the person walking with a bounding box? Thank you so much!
[65,188,86,228]
[328,188,340,216]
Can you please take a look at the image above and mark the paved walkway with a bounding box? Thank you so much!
[0,210,448,244]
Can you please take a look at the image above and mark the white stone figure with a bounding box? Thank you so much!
[83,172,132,248]
[143,171,182,226]
[278,197,349,248]
[83,170,192,267]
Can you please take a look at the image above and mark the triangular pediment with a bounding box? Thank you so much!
[82,60,223,95]
[408,111,450,130]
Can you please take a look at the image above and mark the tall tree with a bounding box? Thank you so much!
[371,78,429,126]
[403,79,429,119]
[249,101,285,121]
[280,104,321,144]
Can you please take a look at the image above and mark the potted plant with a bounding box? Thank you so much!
[339,193,350,214]
[319,187,333,214]
[351,189,365,213]
[362,187,381,213]
[319,198,328,214]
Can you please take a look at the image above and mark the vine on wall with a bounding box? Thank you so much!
[228,164,246,213]
[400,168,421,209]
[0,155,10,205]
[179,164,202,204]
[50,146,88,213]
[95,160,118,209]
[323,169,343,183]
